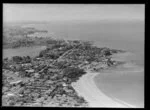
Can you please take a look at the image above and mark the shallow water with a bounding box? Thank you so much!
[3,46,46,59]
[94,63,144,108]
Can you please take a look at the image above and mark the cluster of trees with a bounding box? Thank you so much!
[63,67,86,82]
[11,56,31,64]
[53,61,70,69]
[39,49,62,59]
[39,40,73,59]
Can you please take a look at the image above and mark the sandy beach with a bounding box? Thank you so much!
[72,71,136,108]
[72,52,137,108]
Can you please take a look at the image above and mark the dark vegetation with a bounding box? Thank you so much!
[63,67,86,82]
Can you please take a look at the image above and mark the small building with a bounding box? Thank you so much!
[25,69,35,73]
[62,82,68,87]
[36,58,41,60]
[34,73,40,78]
[10,80,22,85]
[6,93,15,97]
[63,77,67,81]
[14,72,19,76]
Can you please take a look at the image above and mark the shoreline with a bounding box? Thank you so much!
[72,71,136,108]
[72,52,138,108]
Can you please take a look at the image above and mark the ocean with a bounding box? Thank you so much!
[22,20,144,107]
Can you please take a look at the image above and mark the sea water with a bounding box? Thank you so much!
[24,20,144,107]
[3,46,46,59]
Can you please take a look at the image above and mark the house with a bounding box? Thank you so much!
[34,73,40,78]
[25,69,35,73]
[6,93,15,97]
[36,58,41,60]
[10,80,22,85]
[62,82,68,87]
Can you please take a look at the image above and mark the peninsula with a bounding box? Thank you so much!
[3,37,128,107]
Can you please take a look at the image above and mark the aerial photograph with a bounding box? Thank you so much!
[2,4,144,108]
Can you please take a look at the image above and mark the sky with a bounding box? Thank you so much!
[3,4,145,22]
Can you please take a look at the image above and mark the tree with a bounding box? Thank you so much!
[12,56,23,63]
[22,56,31,63]
[104,50,112,56]
[39,49,47,57]
[3,57,8,61]
[63,67,86,82]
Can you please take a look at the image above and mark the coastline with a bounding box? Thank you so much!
[72,71,136,108]
[72,52,137,108]
[3,36,143,107]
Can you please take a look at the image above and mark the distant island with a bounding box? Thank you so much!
[3,25,49,49]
